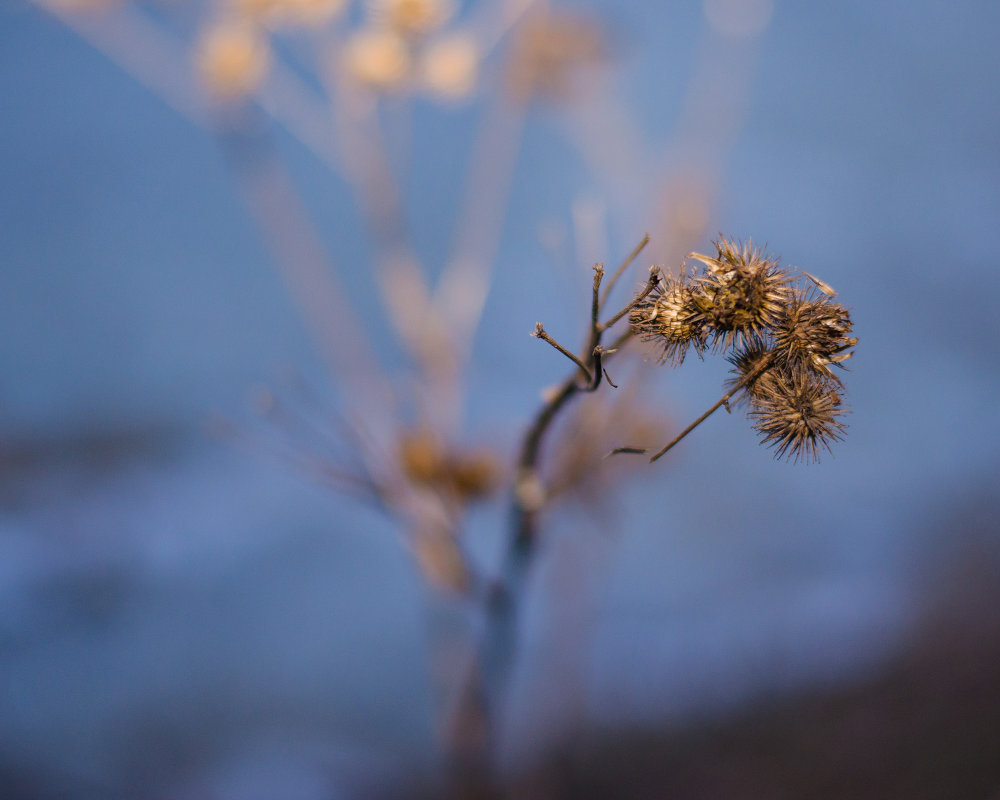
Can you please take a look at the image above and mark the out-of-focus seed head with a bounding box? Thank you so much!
[196,21,271,100]
[367,0,455,38]
[630,273,706,365]
[687,237,792,350]
[448,451,500,500]
[419,33,479,100]
[397,428,499,502]
[773,289,857,379]
[749,369,847,463]
[229,0,347,28]
[506,11,606,101]
[341,27,411,91]
[398,428,445,486]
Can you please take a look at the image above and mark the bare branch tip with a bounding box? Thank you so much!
[607,446,648,458]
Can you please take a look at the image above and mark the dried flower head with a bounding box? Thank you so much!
[507,12,606,101]
[447,452,499,500]
[625,235,856,463]
[629,272,706,365]
[397,428,499,502]
[196,22,271,100]
[772,288,857,379]
[748,369,847,463]
[341,27,411,91]
[398,427,445,485]
[419,33,479,100]
[687,237,792,350]
[367,0,454,38]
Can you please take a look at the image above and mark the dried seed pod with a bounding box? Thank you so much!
[341,27,411,91]
[446,451,500,501]
[629,273,707,365]
[397,428,446,485]
[771,289,857,380]
[749,369,848,463]
[620,235,857,463]
[196,22,271,100]
[687,237,793,350]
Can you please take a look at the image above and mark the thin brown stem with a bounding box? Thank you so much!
[647,350,776,462]
[534,262,651,391]
[607,446,648,456]
[598,266,660,332]
[453,253,643,795]
[515,331,635,545]
[599,232,650,307]
[585,346,610,392]
[591,263,605,336]
[648,390,737,462]
[532,323,592,383]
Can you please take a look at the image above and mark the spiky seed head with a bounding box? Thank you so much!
[749,369,847,463]
[630,274,706,365]
[686,237,792,350]
[623,235,857,462]
[772,289,857,379]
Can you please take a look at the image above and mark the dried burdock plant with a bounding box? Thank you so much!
[687,238,793,351]
[517,236,659,540]
[38,2,833,794]
[618,235,856,464]
[397,427,501,505]
[747,368,847,463]
[771,286,857,380]
[629,271,709,366]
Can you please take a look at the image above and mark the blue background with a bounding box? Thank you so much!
[2,1,999,796]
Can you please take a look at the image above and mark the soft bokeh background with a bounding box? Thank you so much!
[2,0,999,797]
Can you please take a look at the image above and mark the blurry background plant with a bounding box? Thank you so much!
[3,1,1000,798]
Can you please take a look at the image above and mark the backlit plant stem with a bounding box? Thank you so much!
[646,349,776,462]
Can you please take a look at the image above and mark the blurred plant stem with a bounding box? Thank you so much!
[441,240,651,793]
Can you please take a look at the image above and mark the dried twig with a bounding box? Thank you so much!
[599,232,650,306]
